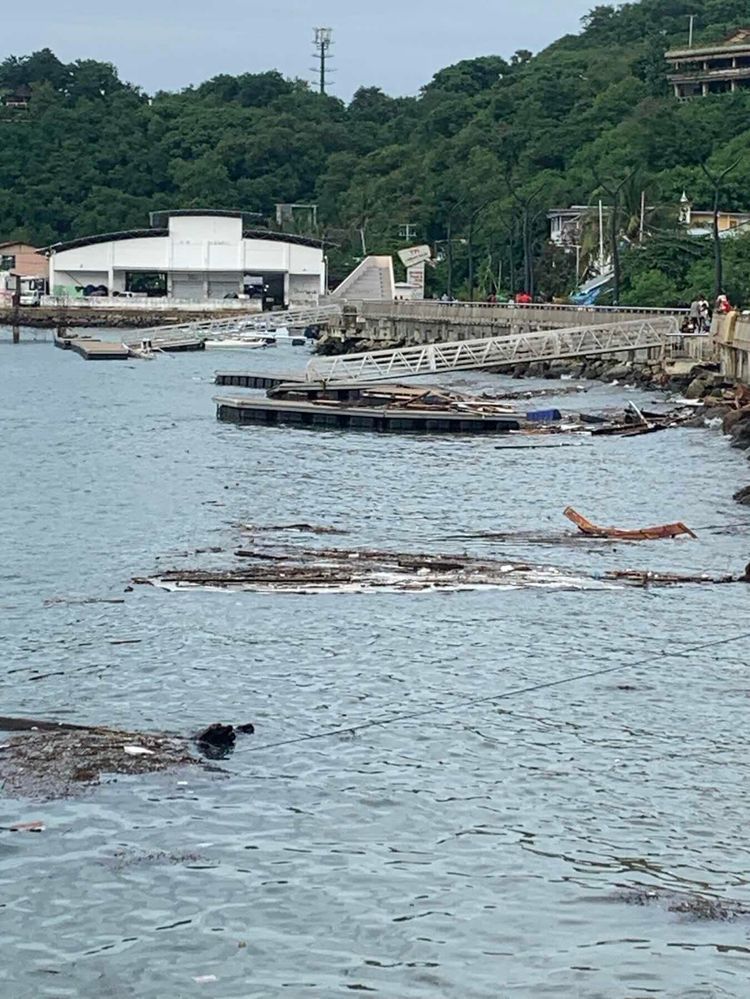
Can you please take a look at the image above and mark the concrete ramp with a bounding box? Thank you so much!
[331,256,394,301]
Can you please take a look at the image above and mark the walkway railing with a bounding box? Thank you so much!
[134,304,342,342]
[40,295,265,313]
[307,317,681,385]
[353,299,687,326]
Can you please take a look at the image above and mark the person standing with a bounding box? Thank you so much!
[716,292,732,314]
[698,294,711,333]
[689,297,701,332]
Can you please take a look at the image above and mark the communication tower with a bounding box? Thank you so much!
[313,28,334,94]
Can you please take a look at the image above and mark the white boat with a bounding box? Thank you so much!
[205,326,310,349]
[124,340,157,359]
[205,338,272,350]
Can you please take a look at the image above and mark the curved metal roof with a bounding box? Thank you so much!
[43,225,324,255]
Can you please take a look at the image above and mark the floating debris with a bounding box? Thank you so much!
[238,522,349,536]
[134,540,750,596]
[564,507,697,541]
[4,820,45,833]
[123,745,156,757]
[134,544,605,595]
[43,596,126,607]
[220,378,697,438]
[605,569,740,586]
[617,886,750,922]
[0,717,254,799]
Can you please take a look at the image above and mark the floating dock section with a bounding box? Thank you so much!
[55,336,130,361]
[215,395,521,434]
[55,334,205,360]
[214,372,304,390]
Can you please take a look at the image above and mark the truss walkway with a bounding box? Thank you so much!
[306,317,681,385]
[130,304,342,345]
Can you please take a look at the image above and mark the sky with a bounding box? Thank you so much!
[4,0,597,100]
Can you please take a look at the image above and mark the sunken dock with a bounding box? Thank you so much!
[215,394,522,433]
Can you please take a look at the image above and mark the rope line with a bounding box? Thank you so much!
[242,630,750,754]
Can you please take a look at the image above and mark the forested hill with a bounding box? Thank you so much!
[2,0,750,303]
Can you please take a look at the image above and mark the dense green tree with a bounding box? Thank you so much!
[3,1,750,302]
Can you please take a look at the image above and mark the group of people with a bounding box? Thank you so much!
[684,292,733,335]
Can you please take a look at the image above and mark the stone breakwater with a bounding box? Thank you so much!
[0,306,249,329]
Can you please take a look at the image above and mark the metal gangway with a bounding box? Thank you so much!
[306,317,681,385]
[129,303,342,346]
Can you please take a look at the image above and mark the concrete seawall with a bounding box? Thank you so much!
[345,300,686,347]
[713,313,750,382]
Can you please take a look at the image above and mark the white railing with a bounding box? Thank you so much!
[40,295,265,313]
[307,317,681,385]
[132,304,343,342]
[352,299,688,320]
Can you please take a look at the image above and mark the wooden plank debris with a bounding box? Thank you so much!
[564,507,697,541]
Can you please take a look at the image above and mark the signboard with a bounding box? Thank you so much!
[406,262,426,299]
[397,244,431,268]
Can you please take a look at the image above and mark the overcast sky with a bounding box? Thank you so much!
[5,0,596,100]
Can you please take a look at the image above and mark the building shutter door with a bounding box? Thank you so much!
[172,273,204,301]
[208,274,240,299]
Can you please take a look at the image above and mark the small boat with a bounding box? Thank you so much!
[564,507,696,540]
[124,341,157,360]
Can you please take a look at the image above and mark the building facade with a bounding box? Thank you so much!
[45,211,326,307]
[666,29,750,99]
[679,193,750,236]
[547,206,594,248]
[0,241,49,279]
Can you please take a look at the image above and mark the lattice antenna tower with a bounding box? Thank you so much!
[312,27,334,94]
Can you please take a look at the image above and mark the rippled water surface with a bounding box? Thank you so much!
[2,328,750,997]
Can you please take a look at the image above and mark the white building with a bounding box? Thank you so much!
[45,210,326,307]
[547,206,593,247]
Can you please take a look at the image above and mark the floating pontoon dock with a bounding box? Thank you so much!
[215,395,522,433]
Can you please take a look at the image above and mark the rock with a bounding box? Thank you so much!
[733,485,750,506]
[722,407,750,434]
[606,362,632,381]
[731,427,750,450]
[726,407,750,449]
[702,404,731,421]
[526,361,547,377]
[666,375,690,394]
[684,376,712,400]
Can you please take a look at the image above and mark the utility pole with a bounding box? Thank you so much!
[12,273,20,343]
[701,159,740,299]
[313,28,333,95]
[398,223,418,241]
[639,190,646,243]
[688,14,695,48]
